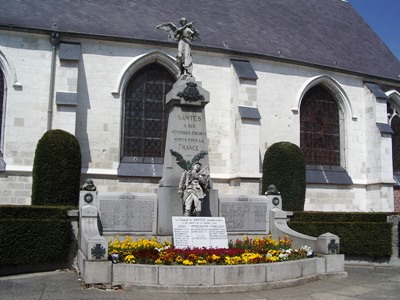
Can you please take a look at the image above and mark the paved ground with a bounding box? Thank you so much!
[0,264,399,299]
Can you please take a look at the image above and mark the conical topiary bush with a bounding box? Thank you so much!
[31,129,81,206]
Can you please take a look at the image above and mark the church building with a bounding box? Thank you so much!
[1,0,400,212]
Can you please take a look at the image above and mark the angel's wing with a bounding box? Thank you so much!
[156,22,178,42]
[191,151,208,167]
[170,149,190,170]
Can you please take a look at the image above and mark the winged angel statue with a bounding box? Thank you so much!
[156,18,201,79]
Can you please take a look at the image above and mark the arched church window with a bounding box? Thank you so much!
[300,85,340,166]
[388,102,400,173]
[122,63,175,162]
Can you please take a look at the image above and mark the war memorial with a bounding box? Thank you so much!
[76,18,345,292]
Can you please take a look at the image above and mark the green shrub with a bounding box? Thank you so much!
[0,220,72,266]
[288,212,392,258]
[31,129,81,206]
[0,205,73,219]
[262,142,306,211]
[0,206,72,267]
[289,221,392,258]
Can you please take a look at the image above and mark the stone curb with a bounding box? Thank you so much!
[120,271,348,294]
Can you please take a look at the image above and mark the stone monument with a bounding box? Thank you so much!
[75,20,344,286]
[156,18,218,235]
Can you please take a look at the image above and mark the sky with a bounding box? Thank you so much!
[350,0,400,61]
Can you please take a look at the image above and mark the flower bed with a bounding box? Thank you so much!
[77,235,344,289]
[107,235,313,266]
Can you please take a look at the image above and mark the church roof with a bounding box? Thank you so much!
[0,0,399,83]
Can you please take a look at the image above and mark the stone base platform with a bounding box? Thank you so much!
[79,254,346,293]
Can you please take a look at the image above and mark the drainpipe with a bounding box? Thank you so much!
[47,29,60,131]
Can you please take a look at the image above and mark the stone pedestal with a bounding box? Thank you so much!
[157,79,216,235]
[159,79,210,187]
[317,232,340,254]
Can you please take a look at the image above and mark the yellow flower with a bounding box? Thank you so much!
[267,255,279,262]
[183,260,193,266]
[124,254,135,264]
[211,254,220,261]
[241,252,263,264]
[197,259,207,265]
[225,256,242,265]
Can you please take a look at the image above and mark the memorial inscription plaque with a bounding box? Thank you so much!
[172,216,228,249]
[98,193,156,233]
[170,109,207,155]
[219,195,278,233]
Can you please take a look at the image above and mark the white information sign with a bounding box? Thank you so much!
[172,217,229,249]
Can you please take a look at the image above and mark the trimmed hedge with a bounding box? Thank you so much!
[31,129,81,206]
[0,206,72,267]
[0,205,73,220]
[262,142,306,211]
[0,220,72,266]
[288,212,392,258]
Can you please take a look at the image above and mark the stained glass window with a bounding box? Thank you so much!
[388,102,400,173]
[300,85,340,166]
[122,63,174,162]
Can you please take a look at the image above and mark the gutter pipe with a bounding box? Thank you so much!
[47,30,59,131]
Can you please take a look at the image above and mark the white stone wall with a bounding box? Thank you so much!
[0,174,32,205]
[363,86,381,182]
[0,30,396,211]
[305,183,394,212]
[305,185,358,212]
[213,179,261,196]
[1,31,51,168]
[195,52,232,175]
[81,177,160,194]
